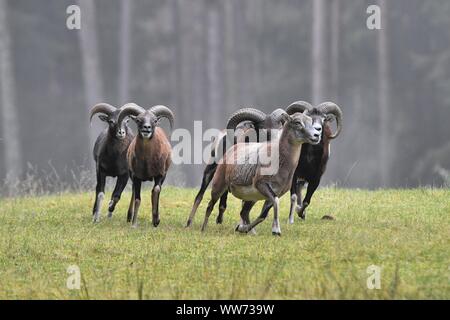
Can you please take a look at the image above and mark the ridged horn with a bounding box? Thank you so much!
[89,103,116,122]
[226,108,267,130]
[149,105,175,129]
[268,108,290,127]
[285,101,312,115]
[117,103,146,125]
[317,102,343,139]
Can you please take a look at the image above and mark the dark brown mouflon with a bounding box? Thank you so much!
[285,101,342,223]
[117,103,174,228]
[90,103,134,223]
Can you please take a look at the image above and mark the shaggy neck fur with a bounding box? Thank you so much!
[277,124,304,173]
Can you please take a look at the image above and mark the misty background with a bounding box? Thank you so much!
[1,0,450,196]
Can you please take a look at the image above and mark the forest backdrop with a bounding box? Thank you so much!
[1,0,450,195]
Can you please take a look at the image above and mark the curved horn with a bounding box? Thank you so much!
[286,101,312,115]
[149,105,175,129]
[117,103,146,125]
[269,108,290,127]
[317,102,343,139]
[226,108,267,130]
[89,103,116,122]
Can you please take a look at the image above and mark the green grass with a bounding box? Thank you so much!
[0,187,449,299]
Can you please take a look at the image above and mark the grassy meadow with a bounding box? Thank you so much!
[0,187,449,299]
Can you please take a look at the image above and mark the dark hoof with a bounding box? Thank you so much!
[153,220,160,228]
[298,210,306,220]
[297,204,308,220]
[321,215,335,220]
[185,220,192,228]
[272,232,281,237]
[216,217,223,224]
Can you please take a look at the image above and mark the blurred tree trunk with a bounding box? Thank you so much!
[378,0,391,186]
[171,0,184,123]
[0,0,22,190]
[330,0,340,101]
[224,0,237,114]
[205,0,224,128]
[233,0,251,105]
[184,2,206,185]
[77,0,104,152]
[165,0,190,186]
[249,0,263,106]
[312,0,325,104]
[327,0,341,183]
[190,2,206,121]
[260,0,269,106]
[118,0,132,104]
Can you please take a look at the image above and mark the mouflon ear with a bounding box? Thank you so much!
[149,105,174,129]
[299,114,306,127]
[117,103,146,126]
[128,115,138,123]
[89,103,116,123]
[325,114,335,123]
[98,115,109,122]
[317,102,342,139]
[297,112,312,128]
[286,114,294,124]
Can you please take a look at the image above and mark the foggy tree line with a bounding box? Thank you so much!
[1,0,450,194]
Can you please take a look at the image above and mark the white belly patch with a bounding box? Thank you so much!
[230,185,266,201]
